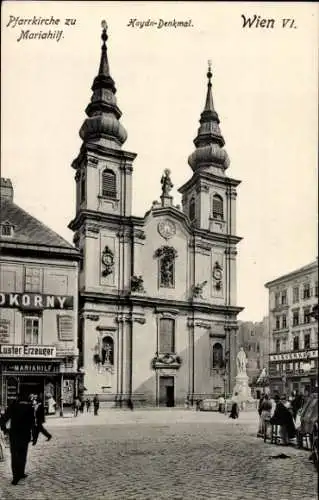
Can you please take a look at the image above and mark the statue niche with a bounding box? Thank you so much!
[154,246,178,288]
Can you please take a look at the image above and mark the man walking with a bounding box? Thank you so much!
[93,394,100,416]
[32,395,52,445]
[0,389,35,485]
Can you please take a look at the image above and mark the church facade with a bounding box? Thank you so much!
[69,23,243,406]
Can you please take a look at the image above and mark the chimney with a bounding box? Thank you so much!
[0,178,14,201]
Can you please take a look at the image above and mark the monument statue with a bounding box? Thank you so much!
[236,347,248,375]
[161,169,173,196]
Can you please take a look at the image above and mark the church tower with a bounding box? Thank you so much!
[179,63,243,392]
[69,23,137,398]
[179,62,239,236]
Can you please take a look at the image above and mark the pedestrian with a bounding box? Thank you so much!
[259,394,272,438]
[93,394,100,416]
[218,395,225,413]
[127,399,134,411]
[229,392,239,419]
[74,397,81,417]
[270,394,296,445]
[32,395,52,445]
[0,389,35,485]
[291,390,304,421]
[85,397,91,412]
[195,399,201,411]
[257,393,265,437]
[80,399,85,414]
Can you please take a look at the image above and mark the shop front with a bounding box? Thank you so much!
[0,344,78,412]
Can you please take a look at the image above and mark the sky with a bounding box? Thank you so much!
[1,1,318,321]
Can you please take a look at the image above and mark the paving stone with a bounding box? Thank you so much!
[0,410,317,500]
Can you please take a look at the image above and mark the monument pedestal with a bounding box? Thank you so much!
[232,373,254,403]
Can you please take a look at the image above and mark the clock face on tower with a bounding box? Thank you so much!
[158,220,176,240]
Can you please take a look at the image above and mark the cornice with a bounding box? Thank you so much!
[79,291,244,316]
[178,170,241,194]
[0,243,80,261]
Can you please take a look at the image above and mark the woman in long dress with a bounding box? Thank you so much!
[229,392,240,419]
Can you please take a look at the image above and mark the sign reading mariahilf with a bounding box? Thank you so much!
[0,344,57,358]
[0,292,73,309]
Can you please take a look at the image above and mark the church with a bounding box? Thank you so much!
[68,22,244,407]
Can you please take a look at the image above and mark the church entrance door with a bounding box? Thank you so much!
[159,376,175,407]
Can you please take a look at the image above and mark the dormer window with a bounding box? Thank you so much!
[1,222,14,237]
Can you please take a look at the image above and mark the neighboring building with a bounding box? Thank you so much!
[68,25,243,407]
[236,317,269,396]
[0,178,80,411]
[265,260,318,395]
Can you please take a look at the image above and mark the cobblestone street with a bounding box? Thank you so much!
[0,410,317,500]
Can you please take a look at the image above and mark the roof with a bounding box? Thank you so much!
[0,198,76,251]
[265,259,318,288]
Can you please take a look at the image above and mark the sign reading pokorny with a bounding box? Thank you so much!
[0,292,73,309]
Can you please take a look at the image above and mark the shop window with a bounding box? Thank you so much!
[24,316,40,344]
[212,343,224,369]
[25,267,41,292]
[159,318,175,353]
[57,315,74,341]
[102,169,116,198]
[212,194,224,220]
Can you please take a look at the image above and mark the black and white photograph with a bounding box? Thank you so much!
[0,1,318,498]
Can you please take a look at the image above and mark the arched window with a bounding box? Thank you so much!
[212,194,224,220]
[189,197,195,221]
[212,343,224,369]
[101,336,114,365]
[159,318,175,353]
[102,169,116,198]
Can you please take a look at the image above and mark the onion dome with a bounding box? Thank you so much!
[188,62,230,171]
[79,21,127,147]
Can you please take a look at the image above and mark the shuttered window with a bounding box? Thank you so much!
[212,195,224,220]
[102,169,116,198]
[57,315,74,341]
[159,318,175,353]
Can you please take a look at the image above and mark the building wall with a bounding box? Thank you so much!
[266,260,318,395]
[236,317,269,383]
[0,255,79,409]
